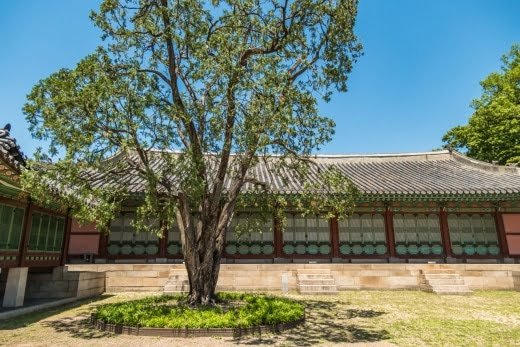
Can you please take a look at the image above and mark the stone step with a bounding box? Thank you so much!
[298,279,336,285]
[164,282,189,293]
[298,291,339,295]
[429,284,470,291]
[420,270,472,295]
[164,274,188,279]
[296,269,331,274]
[164,279,188,285]
[163,268,189,294]
[168,271,188,276]
[419,278,465,285]
[296,270,337,295]
[423,274,461,279]
[420,284,472,294]
[420,286,434,292]
[299,284,338,292]
[297,274,334,280]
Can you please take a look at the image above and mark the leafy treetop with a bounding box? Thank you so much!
[443,44,520,165]
[22,0,361,236]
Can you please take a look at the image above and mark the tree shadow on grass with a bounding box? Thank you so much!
[41,315,114,339]
[0,295,114,331]
[236,299,390,346]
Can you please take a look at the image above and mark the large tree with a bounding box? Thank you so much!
[443,44,520,165]
[22,0,361,305]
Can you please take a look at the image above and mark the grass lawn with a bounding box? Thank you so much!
[0,290,519,346]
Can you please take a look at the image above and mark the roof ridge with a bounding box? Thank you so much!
[144,148,452,158]
[450,151,520,176]
[308,150,450,159]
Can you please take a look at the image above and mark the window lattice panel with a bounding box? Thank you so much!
[338,214,387,256]
[448,214,499,256]
[393,214,443,256]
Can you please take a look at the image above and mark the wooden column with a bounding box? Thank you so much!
[439,207,452,257]
[98,230,108,258]
[158,220,168,258]
[60,208,73,266]
[274,216,283,258]
[384,206,396,257]
[494,207,509,257]
[17,199,33,267]
[330,217,339,258]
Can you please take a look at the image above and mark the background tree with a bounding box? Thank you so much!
[22,0,361,305]
[443,44,520,165]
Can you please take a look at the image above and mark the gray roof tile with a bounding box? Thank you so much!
[87,150,520,198]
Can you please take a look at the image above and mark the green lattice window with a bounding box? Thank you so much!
[282,214,330,255]
[338,213,387,255]
[225,213,274,256]
[447,214,500,256]
[0,204,25,250]
[393,214,443,256]
[27,212,65,252]
[167,220,182,256]
[108,213,159,256]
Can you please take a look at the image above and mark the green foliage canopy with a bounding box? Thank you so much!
[443,44,520,165]
[22,0,362,235]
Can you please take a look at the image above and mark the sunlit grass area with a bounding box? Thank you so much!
[1,290,519,346]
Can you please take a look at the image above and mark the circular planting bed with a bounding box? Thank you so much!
[90,293,305,337]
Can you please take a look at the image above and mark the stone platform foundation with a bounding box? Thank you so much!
[25,267,105,300]
[0,266,105,309]
[66,263,520,293]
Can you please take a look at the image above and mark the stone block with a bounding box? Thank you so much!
[77,278,105,292]
[106,276,167,288]
[132,264,163,271]
[48,291,75,299]
[40,280,71,292]
[358,276,385,287]
[105,286,164,292]
[52,266,67,281]
[2,267,28,308]
[123,271,161,278]
[158,271,170,278]
[356,270,393,277]
[335,277,359,287]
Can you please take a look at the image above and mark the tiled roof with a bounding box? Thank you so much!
[0,124,26,172]
[87,150,520,199]
[308,151,520,197]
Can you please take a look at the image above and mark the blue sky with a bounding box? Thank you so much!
[0,0,519,157]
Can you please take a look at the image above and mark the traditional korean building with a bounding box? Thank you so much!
[0,124,73,307]
[68,150,520,264]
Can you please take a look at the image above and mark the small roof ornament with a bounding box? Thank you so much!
[0,123,27,169]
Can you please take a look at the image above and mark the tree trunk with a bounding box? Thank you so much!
[184,249,222,306]
[180,208,228,306]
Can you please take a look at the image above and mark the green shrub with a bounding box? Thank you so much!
[94,293,304,329]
